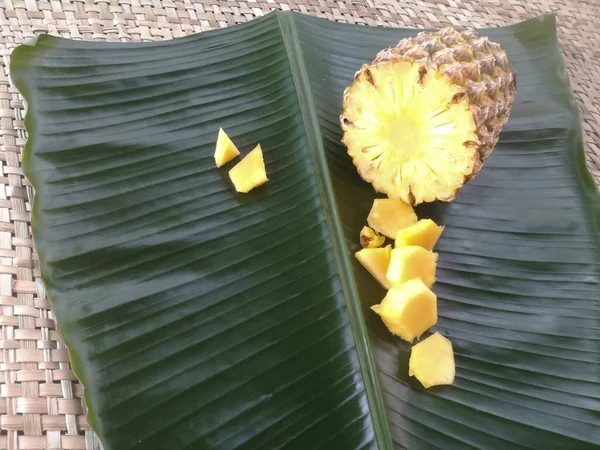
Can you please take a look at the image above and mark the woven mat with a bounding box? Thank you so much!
[0,1,598,449]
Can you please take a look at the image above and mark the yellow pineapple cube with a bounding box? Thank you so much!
[386,246,437,288]
[360,226,385,248]
[409,332,455,388]
[355,246,392,289]
[228,145,268,193]
[395,219,444,251]
[367,198,417,239]
[371,279,437,342]
[214,128,240,168]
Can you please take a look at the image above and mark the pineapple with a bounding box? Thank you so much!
[228,145,268,193]
[409,332,455,388]
[214,128,240,167]
[395,219,444,251]
[341,28,517,204]
[355,246,392,289]
[371,279,437,342]
[367,198,417,238]
[360,226,385,248]
[386,246,437,288]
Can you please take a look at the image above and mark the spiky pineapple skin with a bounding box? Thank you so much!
[341,27,517,202]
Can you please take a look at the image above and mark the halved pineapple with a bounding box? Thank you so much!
[409,332,455,388]
[371,278,437,342]
[355,246,392,289]
[367,198,417,239]
[214,128,240,167]
[360,226,385,248]
[386,246,437,288]
[341,61,478,205]
[341,28,517,205]
[228,145,268,193]
[395,219,444,251]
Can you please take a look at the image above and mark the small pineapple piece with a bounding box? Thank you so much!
[409,332,455,388]
[386,246,437,288]
[228,145,268,193]
[355,246,392,289]
[367,198,417,239]
[360,226,385,248]
[371,279,437,342]
[395,219,444,251]
[214,128,240,167]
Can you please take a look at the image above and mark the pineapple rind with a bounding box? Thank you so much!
[360,226,385,248]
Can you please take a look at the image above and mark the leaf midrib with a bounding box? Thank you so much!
[276,11,394,449]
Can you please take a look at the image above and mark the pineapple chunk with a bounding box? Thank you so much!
[395,219,444,251]
[409,332,455,388]
[367,198,417,239]
[371,279,437,342]
[360,226,385,248]
[386,246,437,288]
[355,246,392,289]
[214,128,240,167]
[228,145,268,193]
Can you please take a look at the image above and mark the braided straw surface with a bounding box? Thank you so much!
[0,0,598,448]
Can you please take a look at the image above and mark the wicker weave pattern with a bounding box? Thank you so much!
[0,1,598,449]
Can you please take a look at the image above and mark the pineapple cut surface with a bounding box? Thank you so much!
[341,28,517,204]
[214,128,240,168]
[386,246,437,288]
[409,332,455,388]
[228,145,268,193]
[342,61,477,204]
[360,226,385,248]
[371,279,437,342]
[355,246,392,289]
[395,219,444,251]
[367,198,417,239]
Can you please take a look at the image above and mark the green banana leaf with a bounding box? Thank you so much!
[10,10,600,450]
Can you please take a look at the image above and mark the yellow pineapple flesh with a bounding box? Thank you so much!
[395,219,444,251]
[371,278,437,342]
[386,246,437,288]
[228,145,268,193]
[367,198,417,239]
[409,332,455,388]
[355,246,392,289]
[214,128,240,168]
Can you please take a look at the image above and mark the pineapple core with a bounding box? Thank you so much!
[341,61,478,204]
[371,278,437,342]
[386,246,437,288]
[228,145,268,193]
[409,332,455,388]
[360,226,385,248]
[395,219,444,251]
[367,198,417,238]
[355,246,392,289]
[214,128,240,167]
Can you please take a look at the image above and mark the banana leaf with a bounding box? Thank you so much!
[10,11,600,450]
